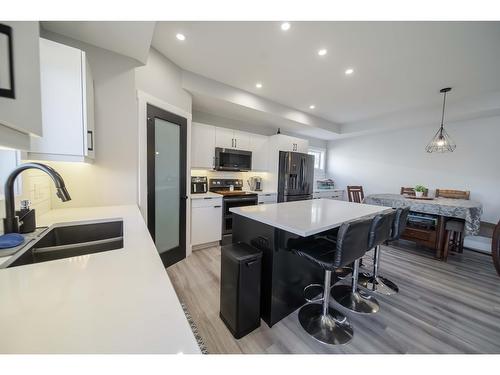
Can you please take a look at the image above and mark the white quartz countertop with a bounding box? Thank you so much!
[313,188,344,193]
[230,199,392,237]
[190,192,222,199]
[190,191,276,199]
[244,190,277,195]
[0,205,201,354]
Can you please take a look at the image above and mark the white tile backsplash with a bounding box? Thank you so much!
[190,169,270,191]
[18,168,52,216]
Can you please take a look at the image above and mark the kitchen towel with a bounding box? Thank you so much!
[0,233,25,249]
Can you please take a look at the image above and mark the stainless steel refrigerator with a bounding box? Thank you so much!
[277,151,314,202]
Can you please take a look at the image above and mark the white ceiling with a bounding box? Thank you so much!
[42,21,156,64]
[153,21,500,127]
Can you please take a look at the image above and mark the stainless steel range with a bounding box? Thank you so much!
[209,178,258,244]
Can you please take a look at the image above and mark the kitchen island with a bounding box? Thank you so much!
[230,199,391,326]
[0,205,200,354]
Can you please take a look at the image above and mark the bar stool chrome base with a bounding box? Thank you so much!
[298,303,353,345]
[332,284,380,314]
[357,245,399,296]
[358,274,399,295]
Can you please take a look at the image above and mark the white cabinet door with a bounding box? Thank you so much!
[192,122,216,169]
[233,130,250,150]
[276,134,295,152]
[249,134,269,171]
[191,204,222,246]
[215,127,234,148]
[258,193,277,205]
[295,138,309,153]
[83,57,95,159]
[29,38,95,162]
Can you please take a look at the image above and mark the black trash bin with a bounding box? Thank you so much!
[219,242,263,339]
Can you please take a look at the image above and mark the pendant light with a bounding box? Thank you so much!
[425,87,456,153]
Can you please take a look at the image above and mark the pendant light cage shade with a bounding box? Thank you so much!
[425,127,456,153]
[426,87,456,153]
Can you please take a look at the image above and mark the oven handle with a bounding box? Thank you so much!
[224,196,258,203]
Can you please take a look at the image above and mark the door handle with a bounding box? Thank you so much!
[181,196,188,200]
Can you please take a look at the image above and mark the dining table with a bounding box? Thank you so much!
[364,193,483,258]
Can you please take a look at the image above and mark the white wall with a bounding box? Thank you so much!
[135,48,192,113]
[327,116,500,223]
[0,22,42,148]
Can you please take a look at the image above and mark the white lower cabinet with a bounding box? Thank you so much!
[312,190,344,200]
[191,197,222,246]
[258,193,278,205]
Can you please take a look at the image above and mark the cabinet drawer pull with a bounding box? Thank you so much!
[203,197,213,199]
[214,205,221,208]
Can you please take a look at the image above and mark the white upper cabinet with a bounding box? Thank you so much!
[215,127,234,148]
[271,134,309,154]
[191,123,308,174]
[29,38,95,162]
[215,127,251,150]
[249,133,269,171]
[295,138,309,153]
[191,122,216,169]
[233,130,251,150]
[0,22,42,150]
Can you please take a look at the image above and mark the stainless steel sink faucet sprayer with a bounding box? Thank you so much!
[3,163,71,234]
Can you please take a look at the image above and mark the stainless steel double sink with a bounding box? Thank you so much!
[1,219,124,268]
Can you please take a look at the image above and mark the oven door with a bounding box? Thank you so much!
[215,148,252,171]
[222,195,258,234]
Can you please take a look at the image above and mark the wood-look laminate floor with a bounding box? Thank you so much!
[167,241,500,354]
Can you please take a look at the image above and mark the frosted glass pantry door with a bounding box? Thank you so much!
[154,118,180,254]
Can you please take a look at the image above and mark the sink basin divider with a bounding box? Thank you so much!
[33,236,124,254]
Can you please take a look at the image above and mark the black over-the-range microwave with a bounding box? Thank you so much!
[214,147,252,171]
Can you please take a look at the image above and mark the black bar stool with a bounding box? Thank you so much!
[288,236,352,345]
[287,218,374,345]
[331,218,381,314]
[358,211,398,295]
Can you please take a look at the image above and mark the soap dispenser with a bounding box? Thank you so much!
[16,200,36,234]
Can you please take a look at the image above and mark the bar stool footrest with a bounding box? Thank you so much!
[303,283,324,303]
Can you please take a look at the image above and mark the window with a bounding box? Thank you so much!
[308,147,326,171]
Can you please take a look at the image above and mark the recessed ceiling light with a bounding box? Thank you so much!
[345,68,354,75]
[281,22,291,31]
[309,105,315,109]
[255,82,263,89]
[317,49,327,56]
[176,33,186,41]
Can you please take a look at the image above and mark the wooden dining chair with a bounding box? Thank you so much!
[438,189,470,260]
[435,189,470,200]
[493,220,500,277]
[347,186,364,203]
[400,187,428,197]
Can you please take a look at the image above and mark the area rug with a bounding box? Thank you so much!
[181,303,209,354]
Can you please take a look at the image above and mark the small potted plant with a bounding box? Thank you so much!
[414,185,427,198]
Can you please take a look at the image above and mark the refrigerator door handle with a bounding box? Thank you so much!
[299,157,305,191]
